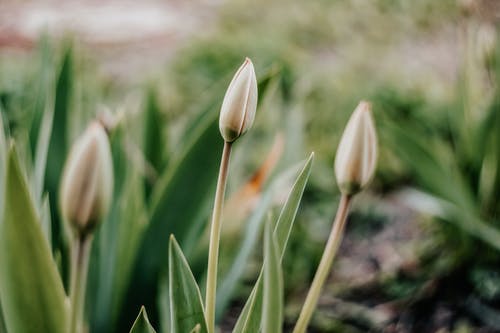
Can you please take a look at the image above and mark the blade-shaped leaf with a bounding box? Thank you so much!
[274,153,314,258]
[233,153,313,333]
[120,110,220,329]
[0,145,68,333]
[262,217,283,333]
[40,194,53,244]
[45,45,72,197]
[0,110,7,218]
[0,302,6,333]
[33,100,54,203]
[130,306,157,333]
[169,235,208,333]
[45,45,73,255]
[88,123,148,333]
[143,86,167,188]
[29,35,53,157]
[216,191,272,318]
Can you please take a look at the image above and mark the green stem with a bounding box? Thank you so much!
[205,141,232,333]
[293,194,352,333]
[69,234,93,333]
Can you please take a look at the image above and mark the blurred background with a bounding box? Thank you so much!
[1,0,500,332]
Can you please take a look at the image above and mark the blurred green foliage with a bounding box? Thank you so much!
[0,0,499,331]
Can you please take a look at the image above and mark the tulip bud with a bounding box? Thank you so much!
[334,101,377,195]
[219,58,258,142]
[60,121,114,235]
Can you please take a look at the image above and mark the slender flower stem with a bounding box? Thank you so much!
[69,234,93,333]
[205,141,232,333]
[293,194,352,333]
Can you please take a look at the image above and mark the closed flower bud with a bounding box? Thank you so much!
[219,58,258,142]
[334,101,377,195]
[60,121,114,235]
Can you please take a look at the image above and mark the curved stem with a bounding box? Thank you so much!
[69,234,93,333]
[293,194,352,333]
[205,141,232,333]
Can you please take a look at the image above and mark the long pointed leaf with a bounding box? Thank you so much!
[121,111,220,329]
[262,218,283,333]
[130,306,157,333]
[143,86,167,189]
[0,111,7,218]
[233,153,313,333]
[0,145,68,333]
[169,236,208,333]
[34,100,54,202]
[216,191,272,318]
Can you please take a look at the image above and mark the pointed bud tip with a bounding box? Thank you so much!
[358,100,372,111]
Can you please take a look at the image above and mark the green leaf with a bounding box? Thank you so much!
[0,145,68,333]
[33,96,54,203]
[0,302,6,333]
[87,123,148,333]
[143,86,167,197]
[216,161,305,318]
[216,191,273,318]
[233,153,313,333]
[121,110,220,327]
[169,235,208,333]
[40,194,52,245]
[44,45,73,254]
[29,35,53,157]
[274,153,314,257]
[45,45,72,197]
[0,110,7,217]
[130,306,157,333]
[262,217,283,333]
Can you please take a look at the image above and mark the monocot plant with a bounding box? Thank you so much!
[0,57,377,333]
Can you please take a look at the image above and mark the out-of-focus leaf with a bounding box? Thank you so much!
[130,306,157,333]
[383,118,500,250]
[233,153,313,333]
[40,194,52,244]
[144,86,167,196]
[401,189,500,251]
[384,120,475,212]
[45,45,72,194]
[0,110,7,217]
[0,302,6,333]
[169,236,208,333]
[45,45,73,254]
[262,218,283,333]
[88,123,147,333]
[120,110,220,329]
[158,276,172,333]
[29,35,53,156]
[257,65,281,105]
[0,145,68,333]
[33,100,54,203]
